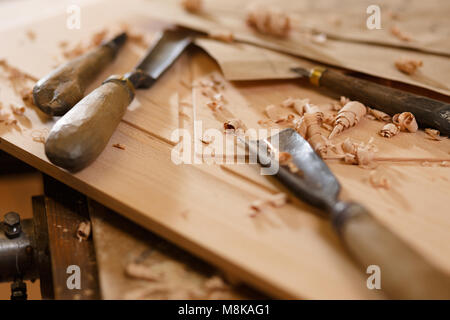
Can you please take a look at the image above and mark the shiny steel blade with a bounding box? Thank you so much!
[248,129,341,212]
[130,28,201,88]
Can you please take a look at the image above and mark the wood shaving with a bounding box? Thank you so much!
[224,119,246,133]
[424,128,446,141]
[203,276,228,291]
[4,119,17,126]
[369,170,390,190]
[340,138,377,168]
[90,29,108,47]
[395,57,423,75]
[200,134,215,145]
[379,123,400,138]
[31,129,48,143]
[206,100,223,111]
[390,25,411,42]
[11,105,25,116]
[209,31,234,43]
[329,101,366,139]
[440,161,450,167]
[246,4,291,37]
[302,111,327,157]
[112,143,126,150]
[249,192,288,216]
[26,30,36,41]
[181,0,202,13]
[125,263,164,282]
[367,107,391,122]
[281,97,310,116]
[76,221,91,241]
[393,112,418,132]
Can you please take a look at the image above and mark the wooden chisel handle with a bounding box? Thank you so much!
[33,33,127,116]
[332,202,450,299]
[311,68,450,135]
[45,76,134,171]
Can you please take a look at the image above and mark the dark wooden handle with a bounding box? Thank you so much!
[33,33,127,116]
[319,70,450,135]
[332,202,450,299]
[45,77,134,171]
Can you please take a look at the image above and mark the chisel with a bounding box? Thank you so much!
[292,67,450,136]
[33,32,127,116]
[246,128,450,299]
[45,28,198,171]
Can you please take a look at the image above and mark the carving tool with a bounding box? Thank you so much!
[292,67,450,135]
[244,128,450,299]
[33,32,127,116]
[45,28,198,171]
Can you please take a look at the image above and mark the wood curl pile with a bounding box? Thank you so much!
[245,4,291,37]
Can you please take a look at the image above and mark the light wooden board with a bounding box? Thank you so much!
[0,0,450,299]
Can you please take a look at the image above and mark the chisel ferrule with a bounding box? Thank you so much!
[309,66,327,86]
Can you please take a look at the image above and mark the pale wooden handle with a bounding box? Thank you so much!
[45,78,134,171]
[33,33,126,116]
[333,202,450,299]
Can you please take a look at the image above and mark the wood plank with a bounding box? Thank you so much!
[89,199,262,299]
[0,0,449,300]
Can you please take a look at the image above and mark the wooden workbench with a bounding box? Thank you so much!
[1,0,449,299]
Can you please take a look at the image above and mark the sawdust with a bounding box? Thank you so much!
[76,221,91,242]
[395,57,423,75]
[181,0,202,13]
[246,3,291,37]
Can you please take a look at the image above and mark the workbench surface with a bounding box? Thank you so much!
[1,0,449,299]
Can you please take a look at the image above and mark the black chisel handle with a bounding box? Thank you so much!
[310,67,450,136]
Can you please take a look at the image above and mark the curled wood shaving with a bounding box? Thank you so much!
[340,138,377,168]
[200,134,215,145]
[112,143,126,150]
[367,107,391,122]
[369,170,390,190]
[390,25,411,42]
[181,0,202,12]
[302,111,327,157]
[246,4,291,37]
[224,119,246,133]
[209,30,234,43]
[31,129,48,143]
[379,123,400,138]
[393,112,418,132]
[125,263,164,281]
[424,128,446,141]
[11,105,25,116]
[395,57,423,75]
[441,161,450,167]
[76,221,91,242]
[329,101,366,139]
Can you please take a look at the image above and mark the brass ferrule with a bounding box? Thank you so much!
[309,67,327,86]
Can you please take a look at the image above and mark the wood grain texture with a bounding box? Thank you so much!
[0,1,449,299]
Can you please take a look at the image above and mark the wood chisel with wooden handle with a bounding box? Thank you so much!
[246,128,450,299]
[292,67,450,136]
[33,32,127,116]
[45,28,198,171]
